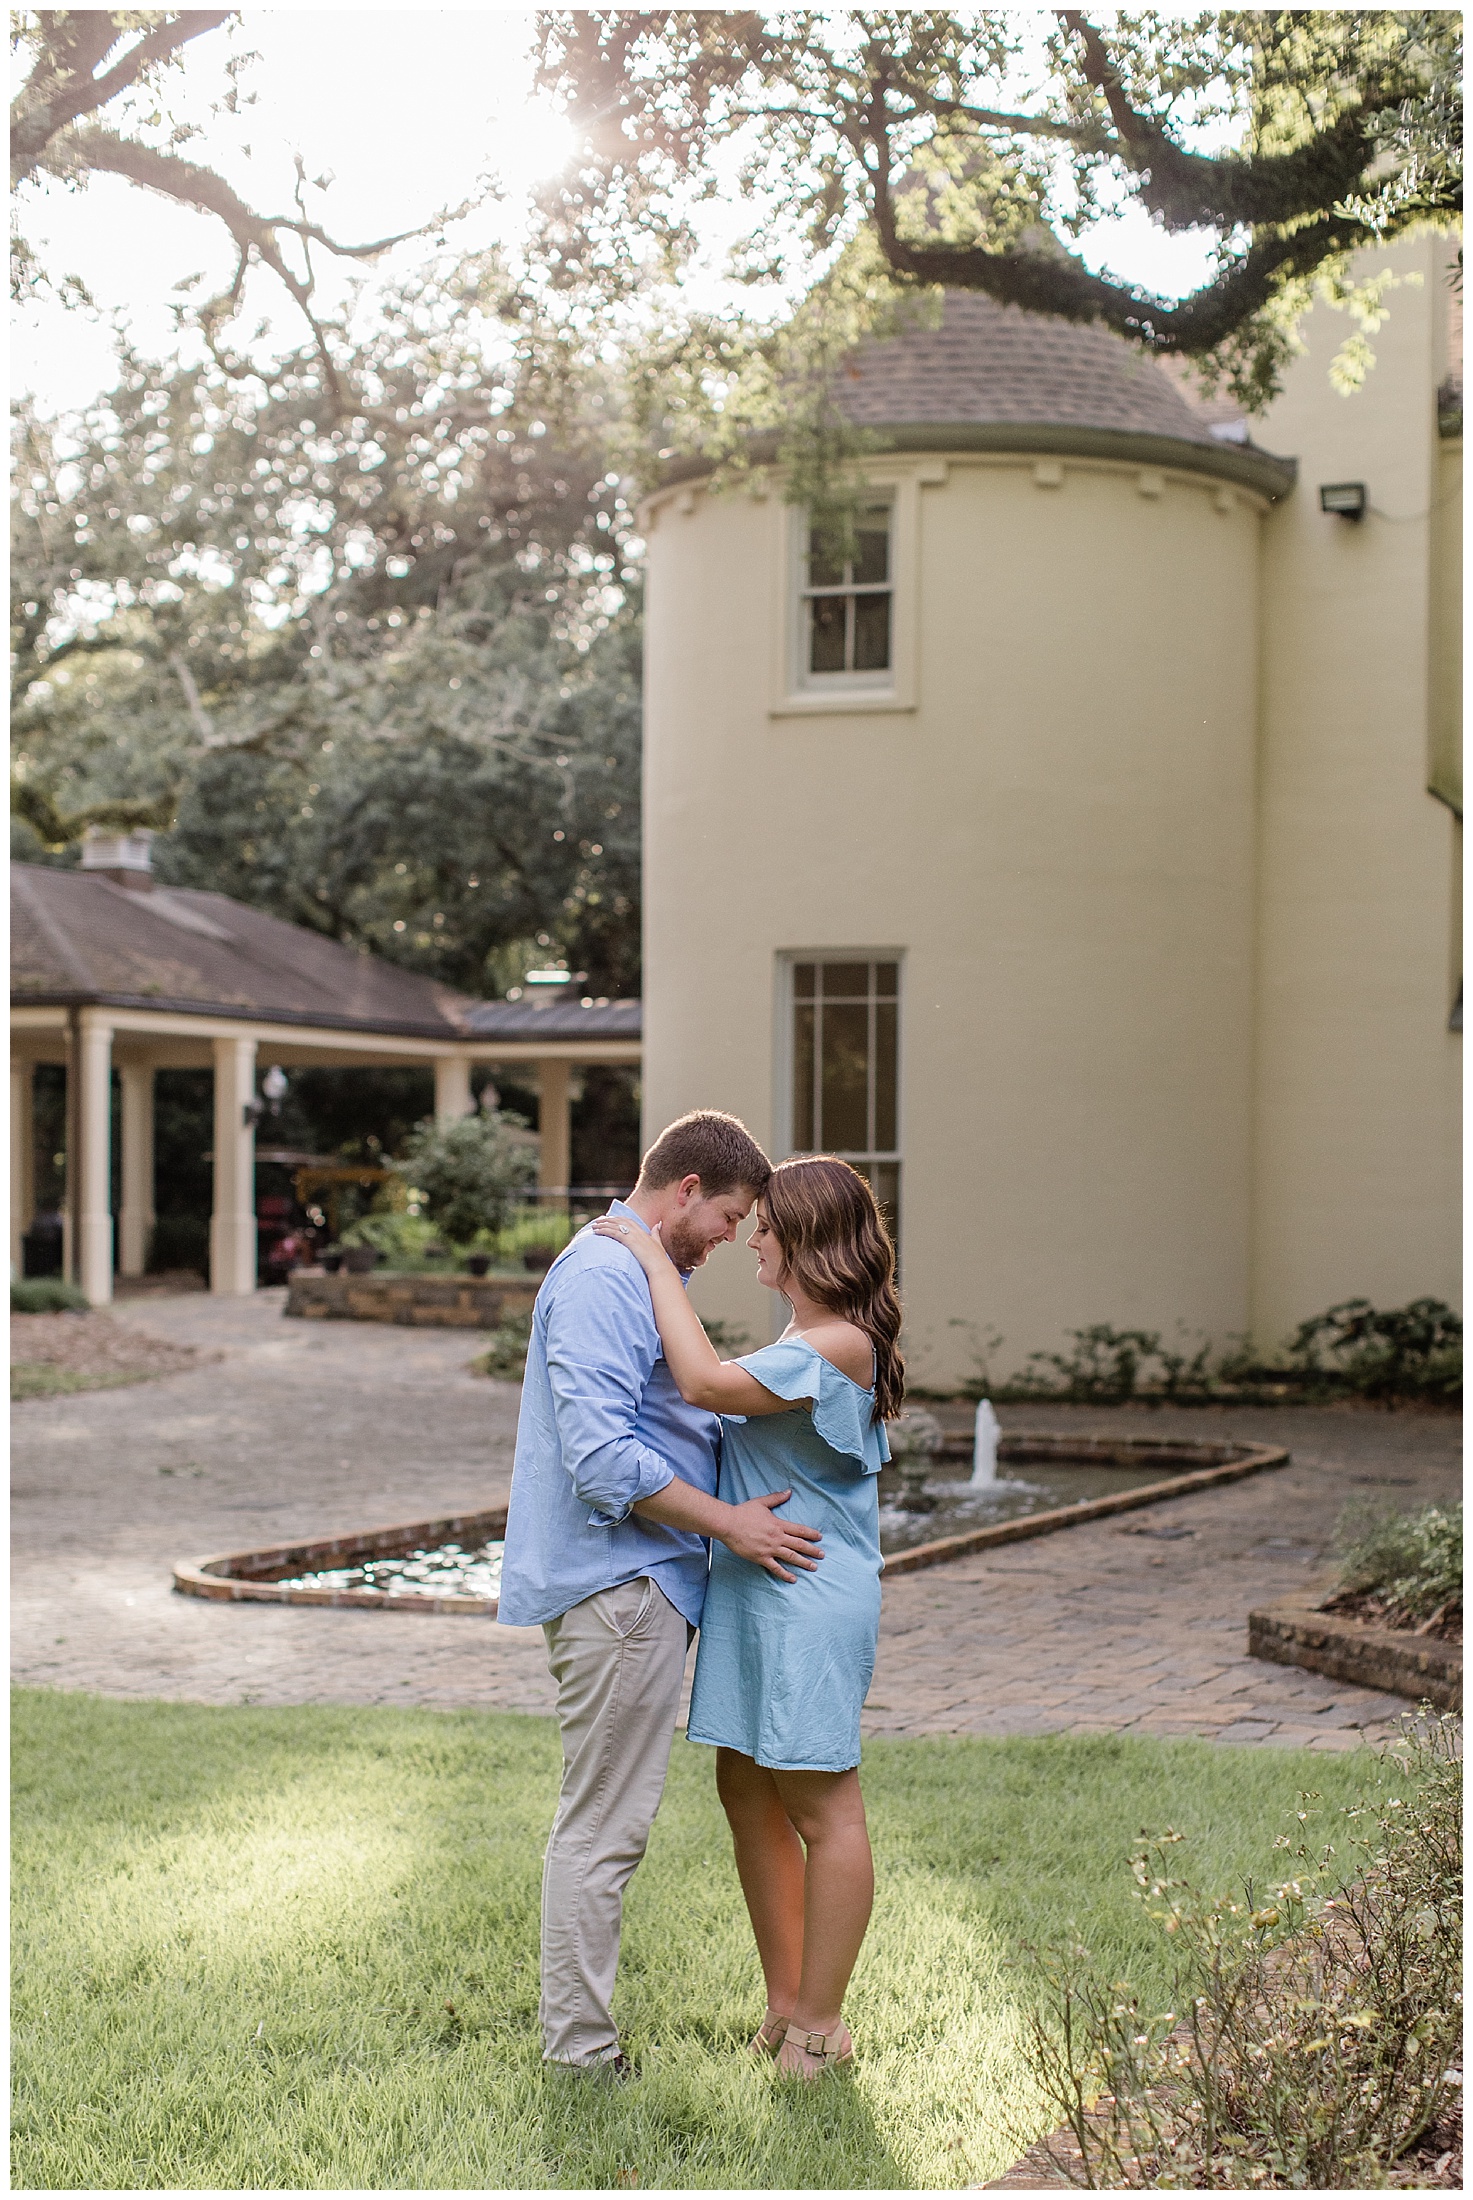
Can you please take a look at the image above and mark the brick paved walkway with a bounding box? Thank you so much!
[12,1293,1458,1745]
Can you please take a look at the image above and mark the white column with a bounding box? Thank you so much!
[10,1059,35,1274]
[118,1061,156,1277]
[210,1035,258,1295]
[537,1058,572,1206]
[77,1010,114,1306]
[434,1055,473,1121]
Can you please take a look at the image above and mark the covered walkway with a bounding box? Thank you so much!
[10,840,640,1303]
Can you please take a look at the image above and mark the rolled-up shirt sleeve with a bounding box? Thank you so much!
[543,1263,677,1523]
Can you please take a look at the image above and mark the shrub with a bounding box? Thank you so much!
[701,1317,753,1355]
[966,1301,1462,1408]
[1333,1501,1462,1626]
[471,1309,534,1381]
[11,1278,89,1314]
[337,1211,448,1270]
[1284,1298,1462,1402]
[394,1110,537,1248]
[1016,1715,1462,2188]
[1007,1325,1173,1404]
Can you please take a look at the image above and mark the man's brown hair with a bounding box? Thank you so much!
[637,1110,771,1199]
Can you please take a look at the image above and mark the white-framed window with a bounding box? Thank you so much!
[795,500,893,690]
[781,954,901,1244]
[771,462,943,718]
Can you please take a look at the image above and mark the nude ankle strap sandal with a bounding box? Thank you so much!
[748,2010,790,2058]
[778,2023,854,2076]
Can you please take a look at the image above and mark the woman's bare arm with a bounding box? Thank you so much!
[590,1219,802,1416]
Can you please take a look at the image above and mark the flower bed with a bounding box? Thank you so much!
[991,1717,1462,2189]
[1248,1591,1462,1710]
[11,1311,205,1400]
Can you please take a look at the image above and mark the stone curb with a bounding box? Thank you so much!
[173,1505,509,1615]
[284,1272,538,1330]
[884,1440,1289,1577]
[1248,1591,1461,1712]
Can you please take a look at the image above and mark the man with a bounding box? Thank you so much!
[497,1110,823,2075]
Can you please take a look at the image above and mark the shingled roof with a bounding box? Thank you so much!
[10,864,479,1039]
[660,288,1294,498]
[836,290,1227,442]
[463,997,641,1041]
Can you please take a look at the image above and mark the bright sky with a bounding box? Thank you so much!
[13,7,1222,419]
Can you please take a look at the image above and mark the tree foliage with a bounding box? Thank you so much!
[11,265,644,995]
[10,10,445,382]
[531,10,1461,411]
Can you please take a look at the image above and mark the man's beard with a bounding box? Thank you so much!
[661,1216,712,1273]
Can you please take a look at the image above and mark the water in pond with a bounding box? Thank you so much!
[274,1541,504,1600]
[269,1456,1189,1599]
[876,1458,1185,1554]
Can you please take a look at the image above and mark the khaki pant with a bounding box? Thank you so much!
[539,1576,692,2066]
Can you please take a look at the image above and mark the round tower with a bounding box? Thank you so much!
[640,292,1294,1384]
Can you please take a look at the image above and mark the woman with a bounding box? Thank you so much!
[592,1155,902,2079]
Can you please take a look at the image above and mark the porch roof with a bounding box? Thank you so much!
[11,864,478,1042]
[462,997,641,1040]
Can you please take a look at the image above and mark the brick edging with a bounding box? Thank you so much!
[1249,1591,1461,1711]
[173,1505,509,1615]
[883,1442,1289,1577]
[173,1438,1287,1616]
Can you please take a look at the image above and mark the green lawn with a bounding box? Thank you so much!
[10,1363,151,1401]
[12,1689,1383,2190]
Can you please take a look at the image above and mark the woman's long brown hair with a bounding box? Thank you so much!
[762,1156,905,1422]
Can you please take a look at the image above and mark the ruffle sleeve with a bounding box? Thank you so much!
[735,1339,891,1475]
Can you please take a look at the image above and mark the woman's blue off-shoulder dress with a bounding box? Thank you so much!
[686,1336,889,1772]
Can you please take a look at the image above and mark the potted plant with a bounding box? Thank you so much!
[496,1207,577,1274]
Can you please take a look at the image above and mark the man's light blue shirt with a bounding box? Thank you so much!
[496,1200,720,1629]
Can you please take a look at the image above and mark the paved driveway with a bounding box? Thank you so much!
[13,1292,1458,1745]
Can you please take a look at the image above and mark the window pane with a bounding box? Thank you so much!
[853,591,891,672]
[820,1003,869,1151]
[807,530,845,589]
[793,962,816,1000]
[853,517,889,586]
[871,1161,900,1249]
[793,1004,815,1150]
[874,1002,897,1151]
[821,962,869,997]
[876,961,899,997]
[809,595,846,674]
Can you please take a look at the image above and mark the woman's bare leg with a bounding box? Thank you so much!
[715,1747,806,2023]
[770,1766,873,2067]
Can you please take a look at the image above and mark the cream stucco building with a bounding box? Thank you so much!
[639,234,1461,1387]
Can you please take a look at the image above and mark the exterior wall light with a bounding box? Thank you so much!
[1319,482,1367,520]
[244,1065,289,1127]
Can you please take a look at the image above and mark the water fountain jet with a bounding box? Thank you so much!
[970,1399,1001,1486]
